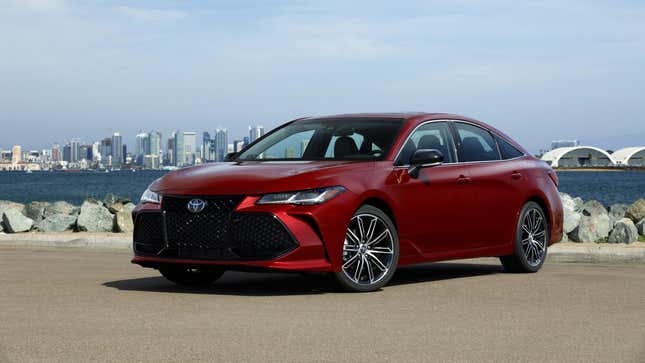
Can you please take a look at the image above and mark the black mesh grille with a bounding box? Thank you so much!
[133,213,164,254]
[132,196,298,260]
[229,213,298,259]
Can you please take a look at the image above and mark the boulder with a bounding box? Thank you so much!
[568,200,611,243]
[0,200,26,216]
[44,201,78,218]
[104,193,132,206]
[76,199,115,232]
[123,203,136,214]
[608,218,639,244]
[2,209,34,233]
[572,196,584,211]
[560,193,581,234]
[608,204,629,225]
[35,214,77,232]
[108,202,124,214]
[626,199,645,222]
[114,211,134,233]
[24,201,49,224]
[636,219,645,236]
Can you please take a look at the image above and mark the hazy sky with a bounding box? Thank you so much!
[1,0,644,153]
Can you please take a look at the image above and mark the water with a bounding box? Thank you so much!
[0,170,643,206]
[555,171,644,206]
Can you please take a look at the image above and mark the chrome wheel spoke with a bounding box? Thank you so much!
[520,208,546,267]
[342,213,395,286]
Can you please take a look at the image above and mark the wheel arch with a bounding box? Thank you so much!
[360,197,398,229]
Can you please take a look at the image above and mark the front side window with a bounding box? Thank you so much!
[454,123,501,162]
[395,121,456,165]
[236,118,404,161]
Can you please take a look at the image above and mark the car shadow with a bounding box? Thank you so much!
[103,261,503,296]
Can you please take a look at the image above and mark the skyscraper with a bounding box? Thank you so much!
[11,145,21,164]
[249,125,264,142]
[173,131,185,167]
[184,132,196,165]
[135,132,150,164]
[99,138,112,165]
[233,139,245,153]
[52,143,61,162]
[202,132,212,161]
[70,139,81,163]
[149,131,162,160]
[214,128,228,162]
[111,133,123,167]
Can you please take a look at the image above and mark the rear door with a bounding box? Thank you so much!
[451,121,526,249]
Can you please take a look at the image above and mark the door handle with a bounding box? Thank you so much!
[511,171,522,180]
[457,175,472,184]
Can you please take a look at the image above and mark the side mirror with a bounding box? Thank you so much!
[408,149,444,178]
[224,152,237,161]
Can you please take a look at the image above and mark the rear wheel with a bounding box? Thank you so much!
[159,265,225,286]
[500,201,548,273]
[333,205,399,292]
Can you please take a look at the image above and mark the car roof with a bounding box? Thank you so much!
[297,112,477,122]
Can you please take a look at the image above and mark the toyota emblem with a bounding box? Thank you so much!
[186,199,207,213]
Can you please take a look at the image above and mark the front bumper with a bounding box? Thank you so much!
[131,194,355,272]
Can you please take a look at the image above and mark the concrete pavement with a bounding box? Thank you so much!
[1,247,644,362]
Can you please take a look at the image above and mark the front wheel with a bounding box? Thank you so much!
[159,265,225,286]
[333,205,399,292]
[500,201,548,273]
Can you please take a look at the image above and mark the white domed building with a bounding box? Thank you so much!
[611,147,645,167]
[541,146,616,168]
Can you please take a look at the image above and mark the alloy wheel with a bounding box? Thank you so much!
[341,213,395,285]
[520,208,547,267]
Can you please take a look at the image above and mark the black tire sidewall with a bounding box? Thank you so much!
[333,205,399,292]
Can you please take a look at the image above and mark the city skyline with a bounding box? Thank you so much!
[1,1,644,153]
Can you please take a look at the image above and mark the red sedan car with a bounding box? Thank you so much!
[132,113,563,292]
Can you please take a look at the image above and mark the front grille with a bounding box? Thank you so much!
[133,195,298,260]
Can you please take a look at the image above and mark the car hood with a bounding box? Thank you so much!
[151,161,372,195]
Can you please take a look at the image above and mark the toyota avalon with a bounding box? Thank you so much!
[132,113,563,292]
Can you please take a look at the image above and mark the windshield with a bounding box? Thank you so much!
[236,118,405,161]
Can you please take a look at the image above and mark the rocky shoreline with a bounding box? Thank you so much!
[0,194,135,234]
[560,194,645,244]
[1,193,644,244]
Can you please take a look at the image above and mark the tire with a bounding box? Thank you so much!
[159,265,225,286]
[500,201,549,273]
[333,205,399,292]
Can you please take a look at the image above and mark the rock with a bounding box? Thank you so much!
[608,204,629,225]
[560,193,581,234]
[108,202,124,214]
[626,199,645,222]
[2,209,34,233]
[114,211,134,233]
[123,203,136,214]
[35,214,77,232]
[572,197,584,211]
[104,193,132,206]
[636,219,645,236]
[0,200,26,216]
[24,201,49,224]
[568,200,611,243]
[44,201,78,218]
[608,218,639,244]
[76,199,115,232]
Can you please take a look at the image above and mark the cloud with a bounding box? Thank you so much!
[116,6,187,22]
[5,0,67,11]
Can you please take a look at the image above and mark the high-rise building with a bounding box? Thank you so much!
[183,132,196,165]
[173,131,185,166]
[92,142,100,162]
[111,133,123,167]
[214,128,228,162]
[149,131,162,159]
[202,132,212,161]
[69,139,81,163]
[233,139,245,153]
[52,143,61,162]
[11,145,21,164]
[99,138,112,165]
[166,136,174,166]
[135,132,150,164]
[62,144,71,162]
[249,125,264,142]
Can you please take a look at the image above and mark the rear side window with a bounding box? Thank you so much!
[496,136,524,159]
[454,123,500,162]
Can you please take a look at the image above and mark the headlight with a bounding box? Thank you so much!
[256,186,346,205]
[140,188,161,204]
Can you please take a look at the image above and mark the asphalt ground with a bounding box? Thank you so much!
[0,247,644,362]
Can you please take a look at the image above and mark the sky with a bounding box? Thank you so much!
[1,0,644,153]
